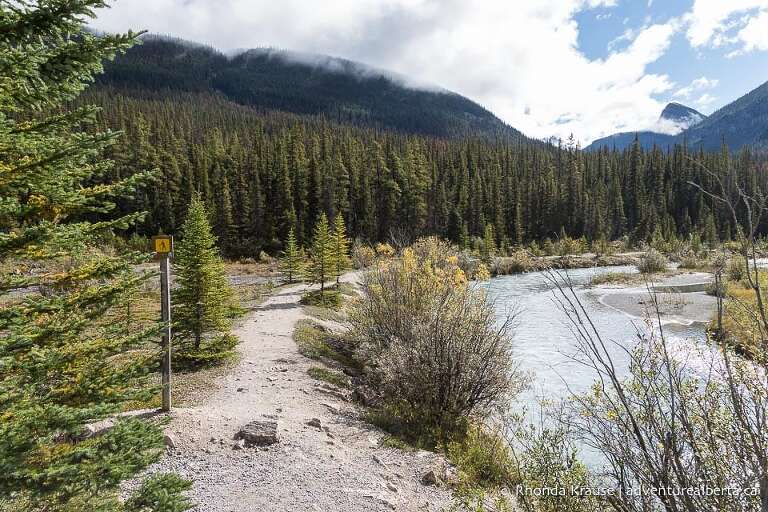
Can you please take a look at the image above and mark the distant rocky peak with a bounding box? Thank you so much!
[660,102,705,126]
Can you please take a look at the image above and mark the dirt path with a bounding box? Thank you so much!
[143,273,454,512]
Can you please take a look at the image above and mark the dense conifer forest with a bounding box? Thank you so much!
[82,86,767,258]
[94,36,524,140]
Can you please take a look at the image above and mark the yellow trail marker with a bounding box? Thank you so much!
[152,235,173,412]
[152,235,173,255]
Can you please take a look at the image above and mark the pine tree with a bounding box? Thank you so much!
[172,195,237,365]
[331,215,351,284]
[481,223,497,264]
[0,2,191,510]
[306,213,337,299]
[280,227,305,284]
[702,211,719,248]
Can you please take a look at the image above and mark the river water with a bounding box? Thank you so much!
[481,265,710,417]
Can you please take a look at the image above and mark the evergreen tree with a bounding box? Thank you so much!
[172,196,237,365]
[0,2,191,510]
[702,211,719,248]
[481,223,497,264]
[331,215,351,284]
[71,46,768,252]
[280,227,305,284]
[306,213,336,298]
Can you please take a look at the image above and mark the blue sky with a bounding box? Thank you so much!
[575,0,768,119]
[92,0,768,144]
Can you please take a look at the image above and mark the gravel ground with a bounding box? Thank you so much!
[130,272,454,512]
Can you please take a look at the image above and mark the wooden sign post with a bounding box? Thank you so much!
[152,235,173,412]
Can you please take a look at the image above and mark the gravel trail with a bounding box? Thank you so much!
[143,273,454,512]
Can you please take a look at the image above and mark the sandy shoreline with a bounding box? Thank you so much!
[591,271,716,326]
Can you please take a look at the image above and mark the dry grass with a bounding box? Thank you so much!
[721,281,765,358]
[224,260,279,277]
[588,272,642,286]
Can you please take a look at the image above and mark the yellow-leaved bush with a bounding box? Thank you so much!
[350,237,522,441]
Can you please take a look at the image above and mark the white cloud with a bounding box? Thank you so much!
[731,9,768,54]
[91,0,679,145]
[685,0,768,53]
[695,93,717,109]
[673,76,719,100]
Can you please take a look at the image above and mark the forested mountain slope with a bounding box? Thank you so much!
[82,86,767,258]
[95,35,525,140]
[584,131,676,152]
[682,80,768,151]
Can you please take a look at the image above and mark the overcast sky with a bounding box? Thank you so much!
[91,0,768,145]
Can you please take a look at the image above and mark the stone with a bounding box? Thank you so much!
[320,402,339,414]
[307,418,322,429]
[386,482,398,492]
[442,464,460,485]
[421,470,441,486]
[234,420,279,447]
[163,433,177,449]
[378,498,396,510]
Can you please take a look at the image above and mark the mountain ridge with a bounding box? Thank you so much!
[584,101,705,152]
[585,80,768,152]
[95,34,526,141]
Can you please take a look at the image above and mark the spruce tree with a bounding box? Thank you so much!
[0,2,191,510]
[331,215,351,284]
[172,195,237,365]
[306,213,336,298]
[280,227,305,284]
[481,223,497,264]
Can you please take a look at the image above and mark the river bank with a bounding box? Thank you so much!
[492,251,642,275]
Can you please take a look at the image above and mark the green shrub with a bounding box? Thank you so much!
[364,402,462,449]
[512,425,596,512]
[124,474,194,512]
[495,250,534,275]
[307,366,350,388]
[679,254,708,269]
[727,257,748,283]
[527,241,544,257]
[351,242,523,441]
[447,426,516,489]
[589,272,638,286]
[293,320,357,367]
[542,238,556,256]
[173,333,239,368]
[300,288,343,309]
[636,249,667,274]
[590,238,614,257]
[352,242,375,269]
[707,280,728,298]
